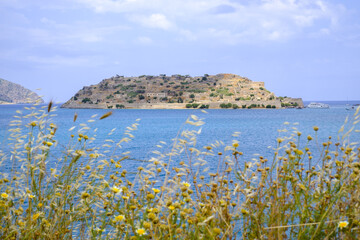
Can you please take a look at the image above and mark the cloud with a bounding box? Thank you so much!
[1,0,348,47]
[131,14,173,30]
[73,0,345,43]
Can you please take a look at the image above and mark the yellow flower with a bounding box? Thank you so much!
[168,205,175,210]
[152,188,161,194]
[122,196,129,200]
[81,192,90,199]
[232,142,239,148]
[338,221,349,229]
[136,228,146,236]
[1,193,9,199]
[28,194,35,199]
[112,186,121,194]
[18,220,25,227]
[182,181,191,188]
[32,213,41,221]
[114,215,125,222]
[241,209,249,215]
[30,121,37,127]
[46,141,53,147]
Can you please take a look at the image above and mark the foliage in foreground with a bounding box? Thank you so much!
[0,103,360,239]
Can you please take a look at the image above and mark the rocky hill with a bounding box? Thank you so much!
[61,73,303,109]
[0,78,44,104]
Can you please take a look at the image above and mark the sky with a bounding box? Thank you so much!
[1,0,360,102]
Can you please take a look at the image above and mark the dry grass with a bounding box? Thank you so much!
[1,102,360,239]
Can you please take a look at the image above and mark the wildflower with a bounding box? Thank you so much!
[168,205,175,210]
[152,188,161,194]
[205,146,212,150]
[30,121,37,127]
[213,228,221,235]
[313,126,319,131]
[146,194,155,200]
[112,186,121,194]
[28,194,35,199]
[18,220,25,227]
[115,164,122,168]
[114,215,125,222]
[338,221,349,229]
[233,142,239,148]
[241,209,249,215]
[81,192,90,199]
[38,203,43,208]
[32,212,41,221]
[1,193,8,199]
[182,181,191,188]
[46,142,53,146]
[136,228,146,236]
[143,221,151,229]
[298,184,306,191]
[122,196,129,200]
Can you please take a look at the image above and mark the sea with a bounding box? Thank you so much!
[1,100,360,173]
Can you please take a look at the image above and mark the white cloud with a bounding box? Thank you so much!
[73,0,345,43]
[131,14,173,30]
[1,0,347,47]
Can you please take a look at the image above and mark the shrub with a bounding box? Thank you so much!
[191,103,199,108]
[82,98,92,104]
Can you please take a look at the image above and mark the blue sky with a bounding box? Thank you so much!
[1,0,360,102]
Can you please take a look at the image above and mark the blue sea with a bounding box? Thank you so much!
[1,101,360,172]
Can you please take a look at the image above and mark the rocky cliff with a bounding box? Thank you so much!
[61,74,303,109]
[0,78,44,104]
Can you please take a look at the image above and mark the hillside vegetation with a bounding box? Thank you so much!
[62,74,303,109]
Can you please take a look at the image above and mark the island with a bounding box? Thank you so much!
[61,73,303,109]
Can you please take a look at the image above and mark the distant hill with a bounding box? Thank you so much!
[0,78,44,104]
[61,73,303,109]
